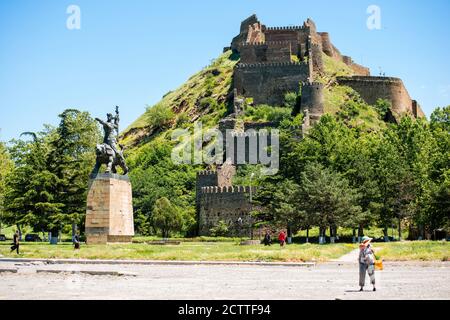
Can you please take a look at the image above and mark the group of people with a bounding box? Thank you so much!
[263,230,287,247]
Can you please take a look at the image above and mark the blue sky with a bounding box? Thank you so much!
[1,0,449,141]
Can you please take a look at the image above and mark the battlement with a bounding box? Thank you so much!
[265,26,304,31]
[201,186,257,194]
[302,81,324,87]
[230,130,272,138]
[236,61,307,69]
[337,76,402,83]
[241,40,298,47]
[197,170,218,176]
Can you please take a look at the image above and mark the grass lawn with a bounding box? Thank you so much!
[0,241,356,263]
[1,238,448,263]
[374,241,449,262]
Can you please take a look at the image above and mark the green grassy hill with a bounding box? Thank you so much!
[122,51,385,150]
[119,50,389,236]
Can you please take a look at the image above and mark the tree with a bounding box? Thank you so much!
[209,220,230,237]
[128,142,197,236]
[3,109,100,238]
[4,128,60,237]
[0,140,14,233]
[47,109,100,237]
[253,176,306,239]
[297,162,362,244]
[152,197,183,238]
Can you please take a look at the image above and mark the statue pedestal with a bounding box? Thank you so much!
[85,173,134,244]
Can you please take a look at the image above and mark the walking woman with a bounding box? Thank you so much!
[358,236,376,292]
[278,230,286,247]
[10,230,20,255]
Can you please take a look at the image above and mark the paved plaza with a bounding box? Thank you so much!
[0,259,448,300]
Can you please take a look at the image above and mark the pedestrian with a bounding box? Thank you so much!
[10,230,20,255]
[73,233,80,250]
[358,236,376,292]
[263,231,272,246]
[278,230,286,247]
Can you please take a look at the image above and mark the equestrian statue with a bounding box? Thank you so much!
[91,106,129,176]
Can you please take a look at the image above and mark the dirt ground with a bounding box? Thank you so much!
[0,260,449,300]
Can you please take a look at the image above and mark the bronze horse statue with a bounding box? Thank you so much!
[91,143,128,176]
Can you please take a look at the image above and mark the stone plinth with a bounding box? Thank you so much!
[85,173,134,244]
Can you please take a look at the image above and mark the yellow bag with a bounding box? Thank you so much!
[375,260,383,271]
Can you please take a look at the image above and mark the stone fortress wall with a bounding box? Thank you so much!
[196,167,256,236]
[199,185,257,236]
[337,76,425,118]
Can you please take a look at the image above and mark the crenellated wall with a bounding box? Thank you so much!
[199,186,257,236]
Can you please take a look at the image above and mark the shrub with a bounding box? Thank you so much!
[176,113,190,128]
[210,220,230,237]
[245,105,292,124]
[145,104,174,129]
[374,98,392,119]
[284,92,298,109]
[199,97,219,111]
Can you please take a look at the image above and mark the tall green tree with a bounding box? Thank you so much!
[47,109,100,236]
[297,162,362,243]
[152,197,183,238]
[253,176,306,238]
[4,128,60,237]
[4,109,100,238]
[0,140,14,234]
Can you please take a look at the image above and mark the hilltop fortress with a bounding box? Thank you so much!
[196,15,424,236]
[230,15,424,120]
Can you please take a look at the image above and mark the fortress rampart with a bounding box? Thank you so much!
[337,76,424,119]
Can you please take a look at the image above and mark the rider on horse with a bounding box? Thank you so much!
[92,107,128,175]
